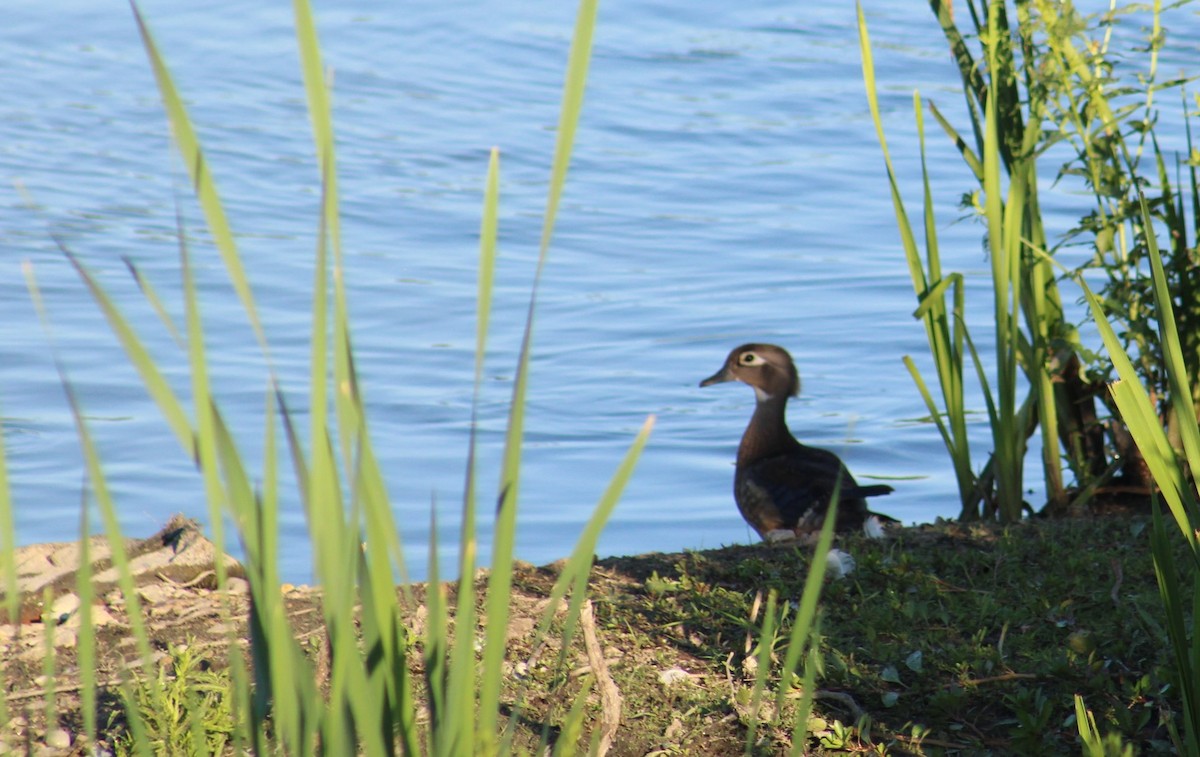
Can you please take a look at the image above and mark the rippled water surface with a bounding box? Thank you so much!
[3,0,1199,581]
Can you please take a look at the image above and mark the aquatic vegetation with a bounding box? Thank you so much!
[865,0,1200,749]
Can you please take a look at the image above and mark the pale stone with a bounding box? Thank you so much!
[658,666,695,686]
[50,592,80,621]
[764,529,796,544]
[137,584,173,605]
[45,728,71,749]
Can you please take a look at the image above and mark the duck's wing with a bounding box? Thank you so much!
[737,447,879,535]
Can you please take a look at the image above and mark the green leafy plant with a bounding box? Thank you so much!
[114,641,236,757]
[1082,195,1200,753]
[863,0,1197,521]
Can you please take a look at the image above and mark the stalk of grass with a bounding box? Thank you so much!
[867,0,1075,519]
[130,4,268,356]
[0,408,17,735]
[1080,196,1200,751]
[75,490,96,746]
[980,0,1030,523]
[779,501,837,753]
[428,146,496,756]
[39,586,55,737]
[480,0,599,749]
[744,589,778,753]
[935,0,1082,514]
[43,0,640,751]
[550,678,595,757]
[734,498,838,754]
[24,262,159,751]
[442,145,500,755]
[123,256,185,349]
[858,3,978,518]
[1074,693,1135,757]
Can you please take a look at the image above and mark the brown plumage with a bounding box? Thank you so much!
[700,343,894,541]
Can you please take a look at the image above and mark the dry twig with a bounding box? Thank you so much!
[580,599,621,757]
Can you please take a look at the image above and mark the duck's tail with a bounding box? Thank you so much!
[850,483,894,499]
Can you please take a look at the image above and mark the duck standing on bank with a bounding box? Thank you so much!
[700,343,894,543]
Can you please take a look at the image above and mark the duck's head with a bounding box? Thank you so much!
[699,343,800,402]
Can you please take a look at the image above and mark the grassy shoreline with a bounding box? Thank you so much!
[1,512,1180,755]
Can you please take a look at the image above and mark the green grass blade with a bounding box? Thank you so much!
[537,0,598,261]
[903,357,958,464]
[1074,694,1103,756]
[788,626,824,755]
[40,586,56,737]
[527,415,655,647]
[0,411,17,732]
[247,391,283,750]
[928,100,983,180]
[862,4,976,515]
[744,589,778,753]
[476,148,500,387]
[551,678,594,757]
[24,262,162,716]
[75,496,96,744]
[1081,276,1197,549]
[425,507,451,756]
[859,7,925,298]
[911,272,962,320]
[130,2,268,354]
[123,256,185,349]
[179,226,231,597]
[479,0,599,743]
[1150,507,1200,753]
[495,415,653,748]
[446,146,501,755]
[776,493,838,718]
[63,251,196,460]
[1141,193,1200,475]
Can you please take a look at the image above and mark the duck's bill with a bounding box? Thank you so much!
[699,366,733,387]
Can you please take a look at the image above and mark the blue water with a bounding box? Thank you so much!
[2,0,1198,582]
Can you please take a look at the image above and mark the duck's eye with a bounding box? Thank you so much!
[739,352,760,365]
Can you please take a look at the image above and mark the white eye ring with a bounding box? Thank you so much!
[740,352,760,365]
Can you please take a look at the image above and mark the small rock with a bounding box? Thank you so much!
[741,655,758,677]
[45,727,71,749]
[50,593,80,622]
[764,529,796,544]
[664,717,683,740]
[506,616,534,641]
[658,666,694,686]
[826,548,856,579]
[137,584,172,605]
[89,604,120,627]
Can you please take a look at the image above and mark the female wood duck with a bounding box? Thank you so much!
[700,343,894,542]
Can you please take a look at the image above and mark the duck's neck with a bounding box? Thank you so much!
[737,394,799,465]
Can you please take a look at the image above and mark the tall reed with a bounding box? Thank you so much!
[13,0,663,751]
[860,0,1051,521]
[859,6,978,520]
[863,0,1187,520]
